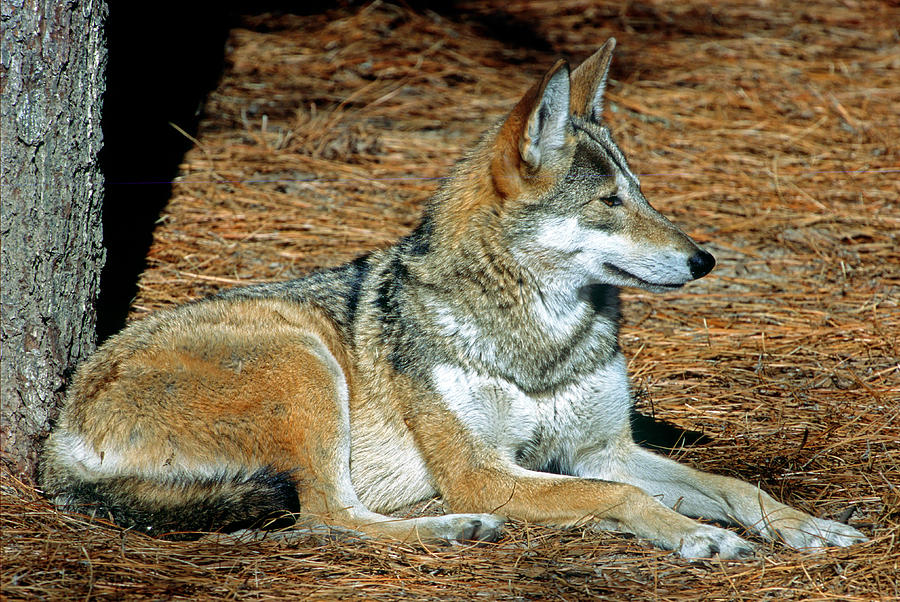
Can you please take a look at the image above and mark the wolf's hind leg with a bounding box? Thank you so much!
[282,325,503,544]
[305,381,503,543]
[304,408,503,545]
[300,421,505,543]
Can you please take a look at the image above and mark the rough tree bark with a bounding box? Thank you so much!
[1,0,107,480]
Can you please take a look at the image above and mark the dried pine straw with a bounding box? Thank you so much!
[4,0,899,599]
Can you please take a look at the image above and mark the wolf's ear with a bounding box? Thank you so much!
[570,38,616,122]
[492,59,570,197]
[519,59,570,169]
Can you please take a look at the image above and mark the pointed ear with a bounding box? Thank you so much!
[519,58,570,169]
[570,38,616,122]
[491,59,570,198]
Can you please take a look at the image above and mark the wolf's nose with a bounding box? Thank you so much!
[688,250,716,279]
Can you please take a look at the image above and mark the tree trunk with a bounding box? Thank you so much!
[1,0,107,481]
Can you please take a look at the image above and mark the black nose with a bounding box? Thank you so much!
[688,249,716,279]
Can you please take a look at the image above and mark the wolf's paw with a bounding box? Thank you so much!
[676,524,755,560]
[437,513,505,543]
[774,515,867,550]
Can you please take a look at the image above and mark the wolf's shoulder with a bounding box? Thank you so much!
[213,252,379,333]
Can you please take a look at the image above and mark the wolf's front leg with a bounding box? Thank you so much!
[574,444,867,550]
[408,405,754,558]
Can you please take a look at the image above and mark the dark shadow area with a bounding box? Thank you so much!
[409,0,554,54]
[409,1,778,77]
[630,410,713,451]
[96,1,340,341]
[96,3,231,340]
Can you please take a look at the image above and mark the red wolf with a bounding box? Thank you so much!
[40,40,867,557]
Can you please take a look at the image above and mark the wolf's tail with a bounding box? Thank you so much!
[39,465,301,540]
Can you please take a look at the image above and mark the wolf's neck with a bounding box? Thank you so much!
[408,228,622,393]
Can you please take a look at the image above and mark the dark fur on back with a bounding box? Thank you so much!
[215,255,375,338]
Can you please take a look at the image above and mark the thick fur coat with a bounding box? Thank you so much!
[41,40,866,557]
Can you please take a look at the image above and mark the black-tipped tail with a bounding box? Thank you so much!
[47,467,301,540]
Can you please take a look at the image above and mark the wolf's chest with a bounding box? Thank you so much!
[430,354,632,471]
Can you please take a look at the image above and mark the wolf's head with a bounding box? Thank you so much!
[432,39,714,295]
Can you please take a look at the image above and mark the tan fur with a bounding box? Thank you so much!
[40,41,866,556]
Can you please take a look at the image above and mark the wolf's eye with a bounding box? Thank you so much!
[603,194,623,207]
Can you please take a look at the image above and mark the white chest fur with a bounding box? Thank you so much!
[431,354,632,472]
